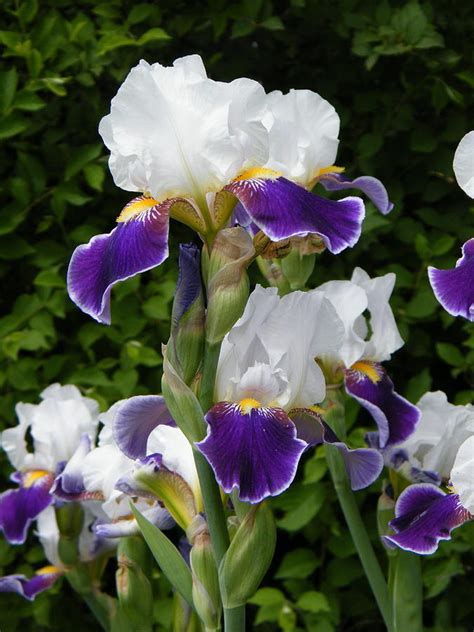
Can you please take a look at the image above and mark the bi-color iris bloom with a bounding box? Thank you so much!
[314,268,420,450]
[197,284,385,503]
[384,393,474,554]
[0,384,98,545]
[53,400,181,537]
[67,54,392,324]
[428,130,474,321]
[0,505,110,600]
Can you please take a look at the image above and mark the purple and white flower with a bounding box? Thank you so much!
[428,131,474,321]
[0,384,99,545]
[313,268,420,449]
[0,505,110,601]
[55,401,176,538]
[384,394,474,554]
[67,55,391,324]
[196,285,383,503]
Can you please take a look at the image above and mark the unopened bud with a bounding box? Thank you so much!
[189,518,221,630]
[206,227,255,344]
[281,249,316,290]
[116,536,153,626]
[219,502,276,608]
[55,503,84,566]
[169,244,205,385]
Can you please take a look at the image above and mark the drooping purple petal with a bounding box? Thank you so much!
[428,238,474,321]
[67,196,175,324]
[197,401,307,503]
[319,172,394,215]
[113,395,174,461]
[290,408,383,490]
[226,175,365,254]
[0,567,62,600]
[51,434,91,501]
[94,504,174,538]
[345,362,420,449]
[172,243,202,328]
[0,472,54,545]
[383,484,470,554]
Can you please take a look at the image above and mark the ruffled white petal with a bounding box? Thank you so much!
[400,391,474,479]
[264,89,340,186]
[99,55,268,201]
[451,435,474,513]
[453,131,474,198]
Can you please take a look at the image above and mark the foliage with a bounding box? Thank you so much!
[0,0,473,629]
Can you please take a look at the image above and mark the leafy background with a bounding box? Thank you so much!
[0,0,473,629]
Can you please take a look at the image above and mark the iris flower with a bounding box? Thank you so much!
[0,384,98,544]
[428,131,474,321]
[67,55,392,324]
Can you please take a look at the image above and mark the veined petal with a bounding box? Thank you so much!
[451,435,474,514]
[197,401,307,503]
[0,472,54,544]
[113,395,174,461]
[226,173,365,255]
[453,130,474,198]
[384,484,470,554]
[319,172,393,215]
[67,196,181,324]
[428,238,474,321]
[290,408,383,490]
[344,362,420,448]
[51,433,91,501]
[0,566,62,601]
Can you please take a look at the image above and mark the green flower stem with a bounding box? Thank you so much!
[195,339,245,631]
[324,396,393,630]
[389,546,423,631]
[66,567,114,631]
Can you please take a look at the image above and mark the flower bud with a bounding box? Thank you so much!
[188,517,221,631]
[55,502,84,566]
[219,502,276,608]
[205,227,255,344]
[116,536,153,627]
[168,244,205,385]
[280,249,316,290]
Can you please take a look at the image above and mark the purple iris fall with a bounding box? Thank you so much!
[67,55,392,324]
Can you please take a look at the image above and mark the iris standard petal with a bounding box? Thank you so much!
[344,362,420,448]
[319,172,393,215]
[453,130,474,198]
[0,567,62,601]
[290,408,383,490]
[197,401,307,503]
[384,484,470,554]
[226,173,365,254]
[113,395,174,461]
[0,472,54,544]
[428,238,474,321]
[51,434,91,501]
[67,196,181,324]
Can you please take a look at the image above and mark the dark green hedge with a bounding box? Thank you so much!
[0,1,473,630]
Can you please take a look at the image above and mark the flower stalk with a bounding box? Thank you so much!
[324,394,393,630]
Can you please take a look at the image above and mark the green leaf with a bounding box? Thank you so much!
[137,28,171,45]
[131,504,194,608]
[34,268,65,288]
[0,68,18,114]
[13,90,46,112]
[436,342,465,367]
[275,549,320,579]
[248,587,285,607]
[261,16,284,30]
[296,591,330,613]
[65,144,102,180]
[83,163,105,191]
[0,113,28,139]
[0,235,34,259]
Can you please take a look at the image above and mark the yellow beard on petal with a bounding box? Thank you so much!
[116,196,160,223]
[233,167,281,182]
[316,165,345,177]
[37,565,61,575]
[239,398,262,414]
[23,470,51,488]
[350,361,382,384]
